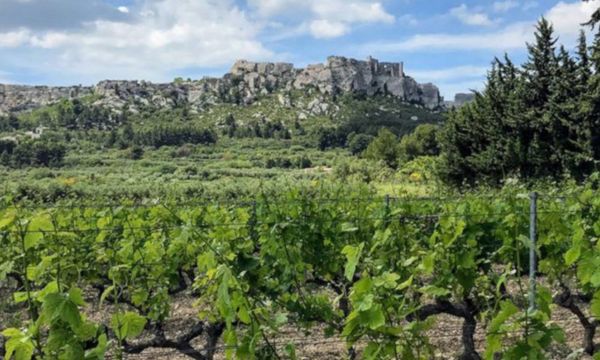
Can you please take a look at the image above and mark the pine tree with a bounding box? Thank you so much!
[520,18,559,177]
[547,46,591,177]
[577,30,592,86]
[440,15,600,185]
[583,26,600,163]
[523,18,558,110]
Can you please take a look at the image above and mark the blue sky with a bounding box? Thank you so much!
[0,0,596,99]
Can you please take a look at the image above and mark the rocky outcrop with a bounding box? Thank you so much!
[0,56,443,115]
[0,84,93,113]
[445,93,476,108]
[230,56,440,106]
[454,93,475,107]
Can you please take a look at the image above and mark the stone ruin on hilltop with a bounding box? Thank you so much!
[0,56,443,115]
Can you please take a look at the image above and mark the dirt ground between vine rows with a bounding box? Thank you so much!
[88,292,596,360]
[0,283,597,359]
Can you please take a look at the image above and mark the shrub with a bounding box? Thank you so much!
[171,144,194,158]
[347,133,373,156]
[398,124,439,162]
[159,164,178,175]
[128,146,144,160]
[364,128,401,169]
[294,155,313,169]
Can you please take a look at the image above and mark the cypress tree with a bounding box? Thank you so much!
[521,18,558,177]
[577,30,592,86]
[583,26,600,163]
[440,14,600,185]
[548,46,591,177]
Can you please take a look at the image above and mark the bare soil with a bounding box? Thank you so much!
[0,280,596,360]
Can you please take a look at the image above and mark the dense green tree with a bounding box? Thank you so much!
[440,55,525,184]
[0,139,16,154]
[223,114,237,137]
[547,46,593,177]
[439,18,599,185]
[347,133,373,156]
[121,123,135,143]
[364,128,401,169]
[128,145,144,160]
[398,124,440,162]
[0,114,19,131]
[577,30,592,85]
[582,24,600,162]
[3,140,66,168]
[316,127,345,151]
[105,129,118,147]
[521,18,559,178]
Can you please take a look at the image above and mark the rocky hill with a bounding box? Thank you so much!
[0,56,442,115]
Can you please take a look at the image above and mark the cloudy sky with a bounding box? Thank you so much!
[0,0,597,98]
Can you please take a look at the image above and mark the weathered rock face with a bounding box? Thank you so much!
[454,93,475,107]
[0,56,443,115]
[0,84,93,113]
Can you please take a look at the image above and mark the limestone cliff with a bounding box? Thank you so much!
[0,56,443,115]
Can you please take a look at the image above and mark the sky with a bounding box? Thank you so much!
[0,0,597,99]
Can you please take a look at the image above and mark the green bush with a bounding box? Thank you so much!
[364,128,401,169]
[128,146,144,160]
[347,133,373,156]
[159,164,178,175]
[399,124,440,162]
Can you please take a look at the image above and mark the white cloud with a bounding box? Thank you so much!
[365,1,596,53]
[309,20,348,39]
[0,0,274,81]
[493,1,519,13]
[449,4,495,26]
[311,1,394,23]
[248,0,394,38]
[0,28,31,47]
[117,6,129,14]
[247,0,305,17]
[545,0,597,40]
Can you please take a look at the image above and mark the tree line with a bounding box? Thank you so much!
[440,17,600,185]
[0,139,66,168]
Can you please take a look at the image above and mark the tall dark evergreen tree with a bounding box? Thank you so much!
[440,17,600,185]
[582,25,600,163]
[548,46,592,177]
[439,59,523,184]
[521,18,559,178]
[577,30,592,85]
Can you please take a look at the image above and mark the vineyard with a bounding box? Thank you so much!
[2,185,600,360]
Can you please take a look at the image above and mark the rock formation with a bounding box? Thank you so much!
[453,93,475,107]
[0,56,443,115]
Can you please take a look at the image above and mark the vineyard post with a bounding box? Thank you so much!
[384,194,391,226]
[529,192,538,310]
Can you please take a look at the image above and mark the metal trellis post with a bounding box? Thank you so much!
[529,192,538,310]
